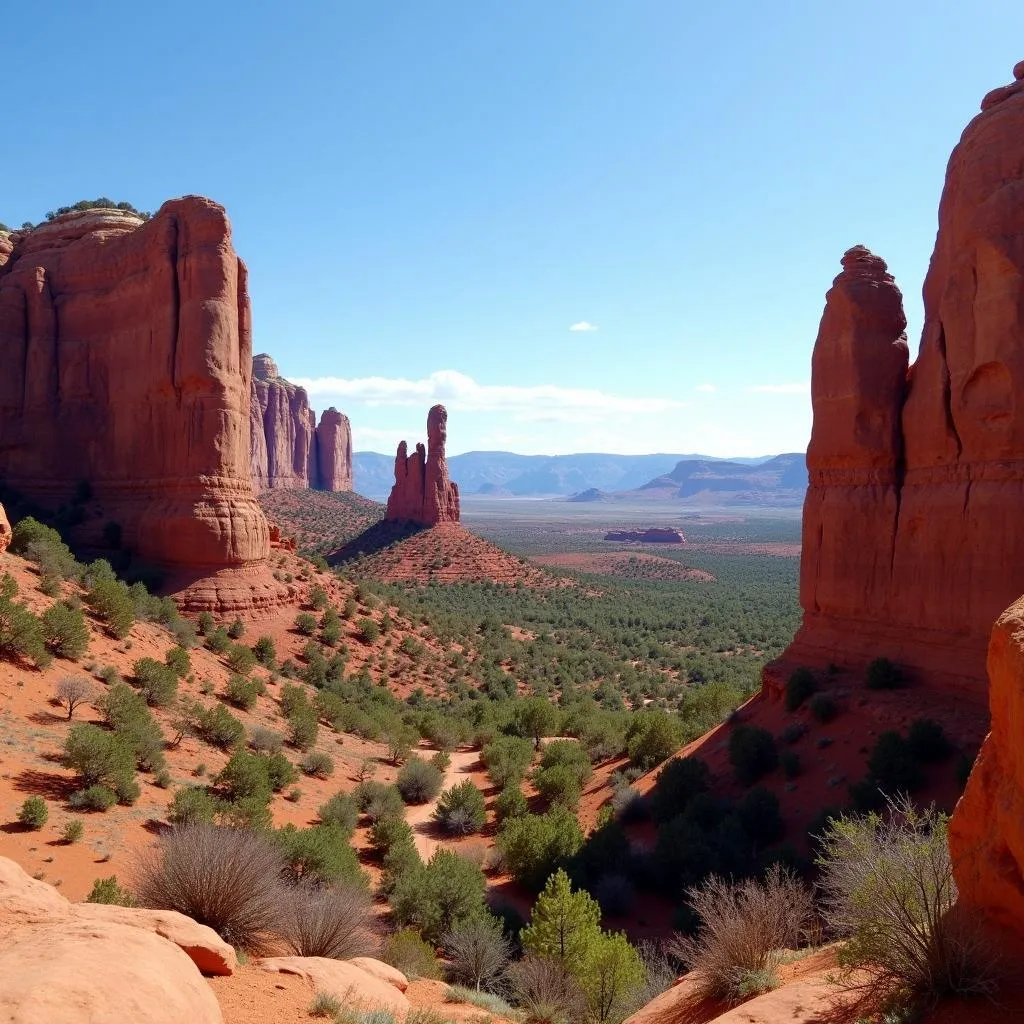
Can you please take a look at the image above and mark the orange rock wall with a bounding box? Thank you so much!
[0,199,270,571]
[768,63,1024,698]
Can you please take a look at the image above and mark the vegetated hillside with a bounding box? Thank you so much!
[258,488,385,555]
[334,522,562,586]
[631,454,807,505]
[353,450,779,500]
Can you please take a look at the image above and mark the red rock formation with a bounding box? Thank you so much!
[250,354,316,490]
[316,407,353,491]
[0,501,10,554]
[950,595,1024,949]
[249,355,353,492]
[385,405,460,525]
[767,62,1024,697]
[0,200,282,612]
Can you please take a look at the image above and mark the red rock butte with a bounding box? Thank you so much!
[385,405,460,526]
[767,61,1024,700]
[0,197,284,612]
[249,353,353,492]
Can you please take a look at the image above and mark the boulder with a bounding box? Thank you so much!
[386,405,460,525]
[0,856,70,918]
[766,62,1024,699]
[0,918,223,1024]
[257,956,411,1013]
[73,904,236,976]
[347,957,409,992]
[0,198,280,613]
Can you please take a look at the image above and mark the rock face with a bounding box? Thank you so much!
[385,405,460,525]
[250,354,352,492]
[257,956,411,1014]
[0,501,10,554]
[767,63,1024,697]
[950,595,1024,947]
[0,200,280,611]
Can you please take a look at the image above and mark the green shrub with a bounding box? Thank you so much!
[784,668,816,711]
[498,807,584,890]
[69,785,118,811]
[907,719,953,763]
[433,780,486,835]
[381,927,441,980]
[190,701,246,750]
[397,757,444,804]
[249,726,283,754]
[133,657,178,707]
[226,644,257,675]
[86,576,134,638]
[165,645,191,679]
[294,612,318,636]
[309,993,342,1018]
[288,708,319,751]
[650,756,711,823]
[309,585,329,610]
[196,611,215,636]
[301,750,335,779]
[64,723,136,792]
[625,708,684,770]
[226,617,246,639]
[533,764,583,810]
[18,796,48,829]
[225,674,265,711]
[253,635,276,667]
[41,602,90,660]
[277,822,366,886]
[495,786,529,822]
[85,875,135,906]
[728,725,778,785]
[96,684,166,772]
[205,627,231,655]
[808,693,837,723]
[866,657,903,690]
[0,576,52,669]
[168,786,218,826]
[391,849,487,943]
[317,792,359,834]
[867,732,923,794]
[216,750,273,804]
[357,617,380,644]
[62,818,84,843]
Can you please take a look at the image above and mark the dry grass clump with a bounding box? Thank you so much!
[669,865,813,1004]
[280,882,377,959]
[816,799,998,1010]
[133,824,285,952]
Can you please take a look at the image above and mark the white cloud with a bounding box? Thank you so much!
[569,321,599,332]
[746,382,810,394]
[292,369,686,424]
[695,383,717,393]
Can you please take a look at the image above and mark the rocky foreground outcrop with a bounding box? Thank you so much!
[0,200,285,612]
[0,501,10,553]
[249,354,352,492]
[767,61,1024,697]
[386,404,460,525]
[950,595,1024,947]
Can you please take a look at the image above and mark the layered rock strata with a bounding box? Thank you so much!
[0,199,282,611]
[385,405,460,525]
[249,354,352,491]
[767,62,1024,697]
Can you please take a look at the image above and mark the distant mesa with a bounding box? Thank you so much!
[568,487,610,502]
[385,405,460,526]
[631,454,807,505]
[604,528,685,544]
[0,196,285,612]
[250,353,352,492]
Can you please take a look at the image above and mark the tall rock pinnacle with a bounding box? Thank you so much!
[385,405,460,525]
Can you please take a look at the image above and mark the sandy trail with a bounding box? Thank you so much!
[406,749,482,859]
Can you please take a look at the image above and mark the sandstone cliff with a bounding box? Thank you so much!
[249,354,352,492]
[767,61,1024,697]
[385,405,460,525]
[0,199,282,611]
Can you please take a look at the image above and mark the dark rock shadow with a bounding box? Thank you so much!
[327,521,426,566]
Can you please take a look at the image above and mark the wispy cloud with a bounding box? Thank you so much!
[695,383,717,393]
[746,382,810,395]
[292,369,686,424]
[569,321,599,332]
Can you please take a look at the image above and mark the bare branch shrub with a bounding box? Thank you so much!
[816,799,998,1009]
[55,676,93,720]
[669,865,813,1004]
[443,916,511,992]
[508,954,586,1024]
[133,824,285,952]
[279,881,377,959]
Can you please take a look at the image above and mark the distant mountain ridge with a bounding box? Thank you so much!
[628,453,807,505]
[352,450,792,500]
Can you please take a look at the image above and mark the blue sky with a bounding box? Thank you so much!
[5,2,1024,457]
